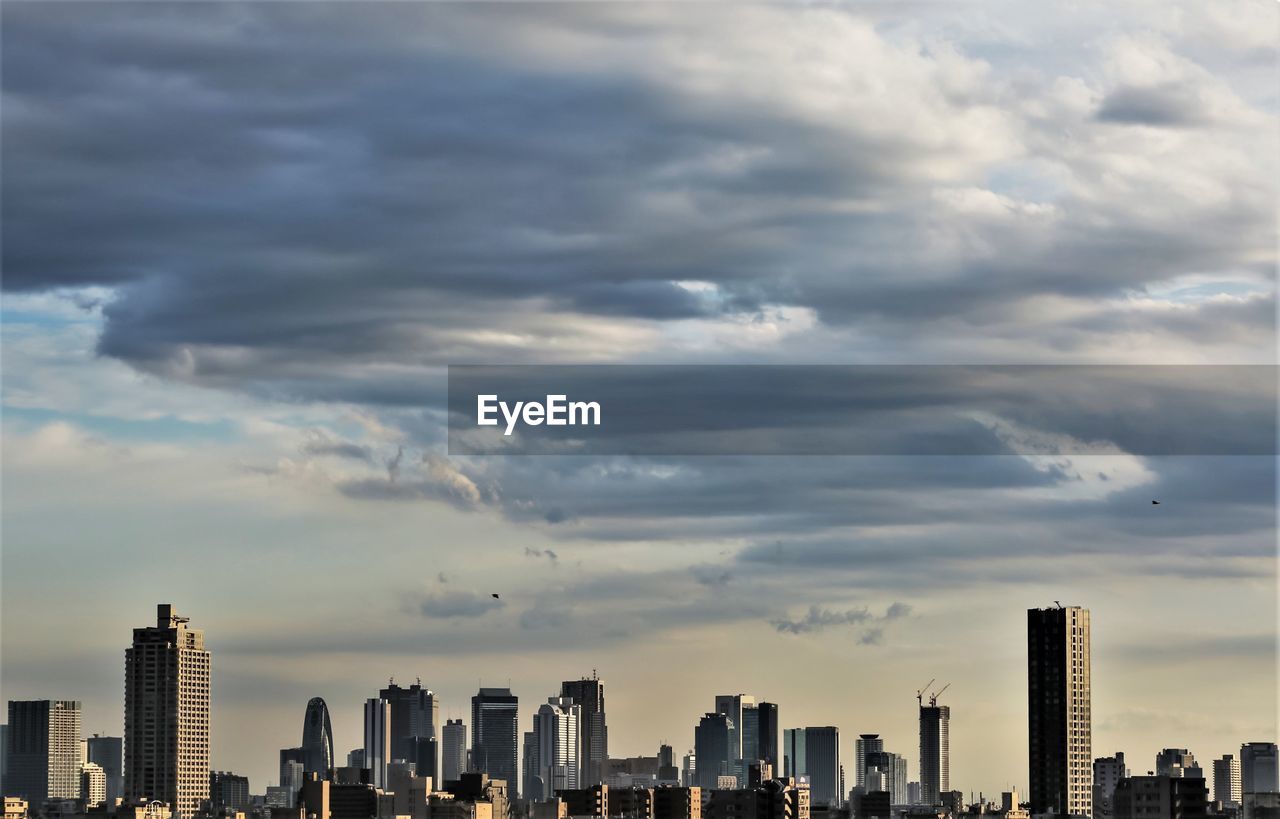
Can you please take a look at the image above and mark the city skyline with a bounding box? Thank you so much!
[2,601,1273,803]
[2,0,1276,810]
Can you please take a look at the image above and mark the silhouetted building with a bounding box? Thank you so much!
[654,786,702,819]
[443,720,468,785]
[1094,753,1129,819]
[125,605,211,819]
[562,677,608,788]
[1028,605,1091,818]
[1241,745,1278,795]
[1158,751,1203,780]
[363,699,391,789]
[1114,776,1208,819]
[531,698,581,800]
[784,731,806,781]
[610,786,654,819]
[714,696,755,787]
[855,737,882,791]
[86,735,124,809]
[705,779,809,819]
[856,791,891,819]
[559,784,607,818]
[472,690,519,799]
[805,728,841,808]
[210,772,250,811]
[379,683,439,781]
[755,705,779,774]
[696,715,733,791]
[5,701,82,804]
[303,699,336,777]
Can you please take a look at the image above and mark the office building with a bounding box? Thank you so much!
[5,700,82,804]
[695,715,732,791]
[443,720,468,785]
[124,605,210,819]
[303,699,336,776]
[855,736,882,791]
[783,731,805,781]
[472,689,519,798]
[714,696,755,785]
[209,771,250,811]
[380,682,439,780]
[919,703,950,806]
[805,727,841,808]
[363,699,391,788]
[1158,751,1203,780]
[1027,605,1091,818]
[865,752,906,806]
[1213,756,1241,808]
[1241,744,1279,795]
[530,698,581,800]
[1114,776,1208,819]
[1094,753,1129,819]
[755,705,779,773]
[561,676,608,787]
[81,762,106,808]
[86,735,124,809]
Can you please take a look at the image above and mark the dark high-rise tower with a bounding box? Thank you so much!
[380,682,439,780]
[561,675,607,786]
[302,698,335,776]
[805,727,842,808]
[756,702,779,771]
[6,700,82,804]
[1028,605,1091,818]
[471,688,519,797]
[695,713,732,790]
[919,699,950,806]
[124,604,211,819]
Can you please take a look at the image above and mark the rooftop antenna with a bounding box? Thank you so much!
[916,678,936,707]
[1054,600,1062,609]
[930,682,951,707]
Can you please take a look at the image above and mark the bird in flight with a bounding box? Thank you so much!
[1151,500,1160,505]
[491,593,500,599]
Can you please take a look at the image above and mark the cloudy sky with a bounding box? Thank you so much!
[2,0,1277,798]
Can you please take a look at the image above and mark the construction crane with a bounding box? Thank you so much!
[916,678,936,707]
[929,682,951,707]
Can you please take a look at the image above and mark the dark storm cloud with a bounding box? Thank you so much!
[3,2,1273,413]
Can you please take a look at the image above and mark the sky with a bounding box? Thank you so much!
[1,0,1278,800]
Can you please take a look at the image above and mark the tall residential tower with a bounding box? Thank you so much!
[1027,605,1091,818]
[124,605,211,819]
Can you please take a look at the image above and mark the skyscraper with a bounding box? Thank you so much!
[756,703,779,771]
[302,698,335,776]
[363,698,391,788]
[866,751,907,805]
[379,682,440,778]
[919,702,950,806]
[5,700,82,803]
[124,604,211,819]
[714,695,755,786]
[695,713,732,791]
[86,735,124,809]
[741,704,760,778]
[471,688,519,797]
[856,735,883,790]
[783,729,806,780]
[530,697,581,799]
[806,727,841,808]
[1027,605,1091,818]
[442,719,467,785]
[561,676,607,787]
[1213,755,1241,808]
[1241,743,1278,794]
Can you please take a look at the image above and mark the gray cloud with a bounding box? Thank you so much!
[414,589,503,619]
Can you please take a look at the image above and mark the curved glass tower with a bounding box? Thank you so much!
[302,697,335,775]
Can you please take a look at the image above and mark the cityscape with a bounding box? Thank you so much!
[2,604,1276,819]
